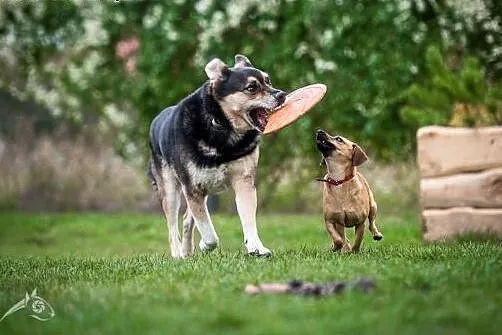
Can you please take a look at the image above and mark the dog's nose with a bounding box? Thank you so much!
[274,91,287,105]
[316,129,328,141]
[316,129,327,137]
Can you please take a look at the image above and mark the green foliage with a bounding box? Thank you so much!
[401,45,502,130]
[0,0,501,193]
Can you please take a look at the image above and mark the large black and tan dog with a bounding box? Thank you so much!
[148,55,286,258]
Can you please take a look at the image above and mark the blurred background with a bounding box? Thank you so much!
[0,0,500,215]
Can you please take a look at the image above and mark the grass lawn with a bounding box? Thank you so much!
[0,211,501,335]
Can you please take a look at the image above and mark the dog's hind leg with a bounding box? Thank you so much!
[158,166,183,258]
[352,224,365,253]
[181,207,195,257]
[183,192,219,252]
[368,201,383,241]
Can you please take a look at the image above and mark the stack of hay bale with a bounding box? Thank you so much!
[417,126,502,241]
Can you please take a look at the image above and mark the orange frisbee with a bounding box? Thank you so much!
[264,84,327,135]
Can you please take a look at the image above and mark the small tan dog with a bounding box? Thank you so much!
[315,129,383,252]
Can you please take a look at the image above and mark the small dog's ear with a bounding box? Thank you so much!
[352,144,368,166]
[205,58,229,81]
[234,54,253,68]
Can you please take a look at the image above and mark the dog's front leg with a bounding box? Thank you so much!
[184,191,219,252]
[232,176,271,256]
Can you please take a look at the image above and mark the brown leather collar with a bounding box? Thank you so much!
[316,173,354,187]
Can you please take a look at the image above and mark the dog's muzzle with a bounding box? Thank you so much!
[248,89,287,132]
[272,89,287,106]
[315,129,335,156]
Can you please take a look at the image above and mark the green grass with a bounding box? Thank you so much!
[0,212,501,335]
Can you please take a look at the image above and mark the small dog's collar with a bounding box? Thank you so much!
[316,174,354,187]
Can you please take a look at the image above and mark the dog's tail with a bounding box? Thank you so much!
[147,157,158,192]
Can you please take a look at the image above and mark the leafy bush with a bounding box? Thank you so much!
[0,0,500,199]
[401,45,502,129]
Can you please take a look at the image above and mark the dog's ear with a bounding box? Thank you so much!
[205,58,229,81]
[234,54,253,68]
[352,144,368,166]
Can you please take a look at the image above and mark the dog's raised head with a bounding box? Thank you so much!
[205,54,286,133]
[315,129,368,171]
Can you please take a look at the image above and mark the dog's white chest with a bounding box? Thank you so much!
[188,162,229,193]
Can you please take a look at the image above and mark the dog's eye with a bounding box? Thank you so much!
[246,83,259,94]
[335,137,343,143]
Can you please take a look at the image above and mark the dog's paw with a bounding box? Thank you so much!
[199,239,218,252]
[179,249,194,258]
[180,247,195,258]
[170,244,184,259]
[180,241,195,258]
[170,249,184,259]
[246,243,272,257]
[247,249,272,257]
[373,234,383,241]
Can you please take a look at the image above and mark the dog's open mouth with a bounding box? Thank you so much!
[248,108,270,132]
[316,135,336,157]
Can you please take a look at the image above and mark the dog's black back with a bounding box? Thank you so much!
[149,83,260,187]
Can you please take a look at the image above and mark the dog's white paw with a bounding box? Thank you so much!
[245,241,272,257]
[170,247,184,259]
[373,233,383,241]
[180,245,194,258]
[169,235,184,258]
[199,239,218,252]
